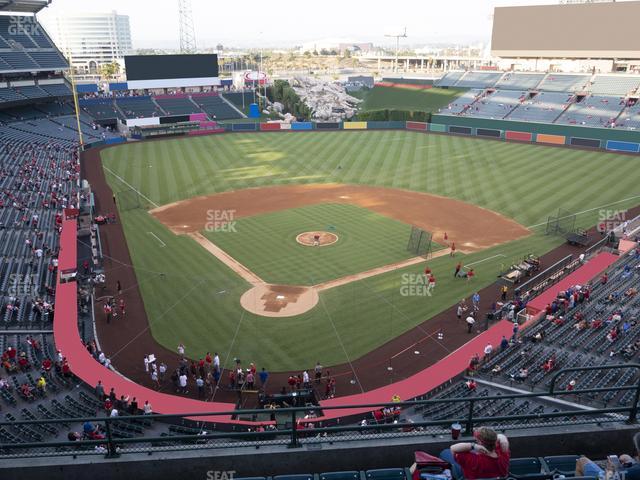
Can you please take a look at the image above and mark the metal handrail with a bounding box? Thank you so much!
[0,363,638,457]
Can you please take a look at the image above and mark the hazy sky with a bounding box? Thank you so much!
[35,0,609,49]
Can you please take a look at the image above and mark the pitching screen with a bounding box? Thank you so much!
[491,1,640,58]
[124,54,219,81]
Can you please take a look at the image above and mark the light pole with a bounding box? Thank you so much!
[384,27,407,73]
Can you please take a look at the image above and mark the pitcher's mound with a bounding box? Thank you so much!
[296,231,338,247]
[240,284,319,317]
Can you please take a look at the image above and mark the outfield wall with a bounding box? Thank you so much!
[429,115,640,154]
[86,116,640,156]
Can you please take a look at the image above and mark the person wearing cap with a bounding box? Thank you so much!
[441,427,510,479]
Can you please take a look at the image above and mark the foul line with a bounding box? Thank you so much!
[103,165,160,209]
[465,253,507,267]
[526,194,640,229]
[148,232,166,247]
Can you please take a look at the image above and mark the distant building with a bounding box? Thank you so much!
[300,39,374,55]
[42,10,132,75]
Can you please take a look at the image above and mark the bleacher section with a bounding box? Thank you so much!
[115,96,163,119]
[80,99,123,121]
[617,101,640,130]
[504,92,573,123]
[222,91,254,109]
[556,95,626,128]
[495,72,545,90]
[454,71,505,89]
[191,93,243,120]
[435,71,466,87]
[590,75,640,96]
[537,74,590,93]
[154,95,200,116]
[460,90,526,119]
[440,89,483,114]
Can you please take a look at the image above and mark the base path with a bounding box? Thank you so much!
[151,183,530,252]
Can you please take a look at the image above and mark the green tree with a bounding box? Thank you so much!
[99,62,120,79]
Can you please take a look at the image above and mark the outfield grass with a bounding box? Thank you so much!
[101,131,640,370]
[205,203,425,285]
[360,86,465,113]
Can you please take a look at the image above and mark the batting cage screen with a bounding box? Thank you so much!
[545,208,577,235]
[407,226,432,257]
[116,190,142,211]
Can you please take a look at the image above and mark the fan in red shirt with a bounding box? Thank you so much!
[445,427,510,480]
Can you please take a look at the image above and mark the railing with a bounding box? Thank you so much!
[0,364,638,459]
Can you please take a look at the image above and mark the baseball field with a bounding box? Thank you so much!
[99,130,640,371]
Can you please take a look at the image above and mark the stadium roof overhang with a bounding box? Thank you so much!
[0,0,50,14]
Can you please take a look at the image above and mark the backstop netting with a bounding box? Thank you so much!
[407,226,432,257]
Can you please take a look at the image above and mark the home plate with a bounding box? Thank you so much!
[276,295,285,300]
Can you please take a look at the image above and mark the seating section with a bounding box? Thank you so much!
[590,75,640,96]
[192,94,243,120]
[459,90,526,119]
[154,96,200,116]
[435,71,466,87]
[537,74,590,93]
[221,91,254,109]
[504,92,573,123]
[495,72,545,91]
[115,97,163,119]
[439,89,483,114]
[81,100,124,121]
[0,83,72,106]
[616,101,640,130]
[454,71,505,89]
[0,16,68,72]
[556,95,626,128]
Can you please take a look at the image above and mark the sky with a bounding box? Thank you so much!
[35,0,616,50]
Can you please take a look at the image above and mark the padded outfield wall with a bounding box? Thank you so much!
[430,115,640,154]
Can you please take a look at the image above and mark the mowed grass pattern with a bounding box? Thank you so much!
[360,86,466,113]
[100,131,640,370]
[205,203,419,285]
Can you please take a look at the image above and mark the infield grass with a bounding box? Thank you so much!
[205,203,440,285]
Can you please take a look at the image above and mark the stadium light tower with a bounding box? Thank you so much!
[178,0,197,53]
[384,27,407,73]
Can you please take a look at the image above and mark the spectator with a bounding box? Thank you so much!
[441,427,510,480]
[576,431,640,480]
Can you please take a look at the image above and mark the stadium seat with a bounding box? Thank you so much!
[273,475,314,480]
[365,469,406,480]
[320,472,362,480]
[509,457,543,477]
[543,455,580,476]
